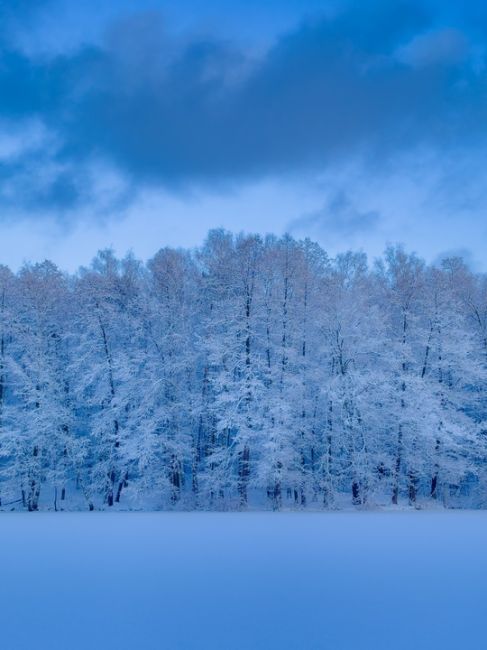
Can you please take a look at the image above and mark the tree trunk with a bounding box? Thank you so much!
[238,445,250,506]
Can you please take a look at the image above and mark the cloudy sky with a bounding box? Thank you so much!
[0,0,486,270]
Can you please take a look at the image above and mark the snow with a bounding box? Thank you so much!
[0,511,486,649]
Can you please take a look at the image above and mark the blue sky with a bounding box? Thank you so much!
[0,0,486,269]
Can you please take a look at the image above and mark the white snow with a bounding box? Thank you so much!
[0,511,486,649]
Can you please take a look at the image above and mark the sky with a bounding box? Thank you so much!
[0,0,486,271]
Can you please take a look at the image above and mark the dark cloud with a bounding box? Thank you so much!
[433,247,481,272]
[288,191,381,238]
[0,0,487,216]
[64,1,435,181]
[0,0,51,40]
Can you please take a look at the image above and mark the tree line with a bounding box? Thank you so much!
[0,230,486,511]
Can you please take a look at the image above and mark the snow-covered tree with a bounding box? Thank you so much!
[0,232,484,511]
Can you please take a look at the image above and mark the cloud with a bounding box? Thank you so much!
[433,247,481,272]
[288,190,381,240]
[395,28,469,68]
[0,0,486,220]
[63,1,435,182]
[0,118,54,162]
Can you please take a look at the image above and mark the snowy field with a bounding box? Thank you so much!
[0,512,486,650]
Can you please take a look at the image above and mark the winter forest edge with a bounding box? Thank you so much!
[0,229,486,512]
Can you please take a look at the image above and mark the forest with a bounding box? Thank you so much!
[0,229,486,511]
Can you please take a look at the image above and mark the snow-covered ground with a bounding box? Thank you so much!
[0,512,486,650]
